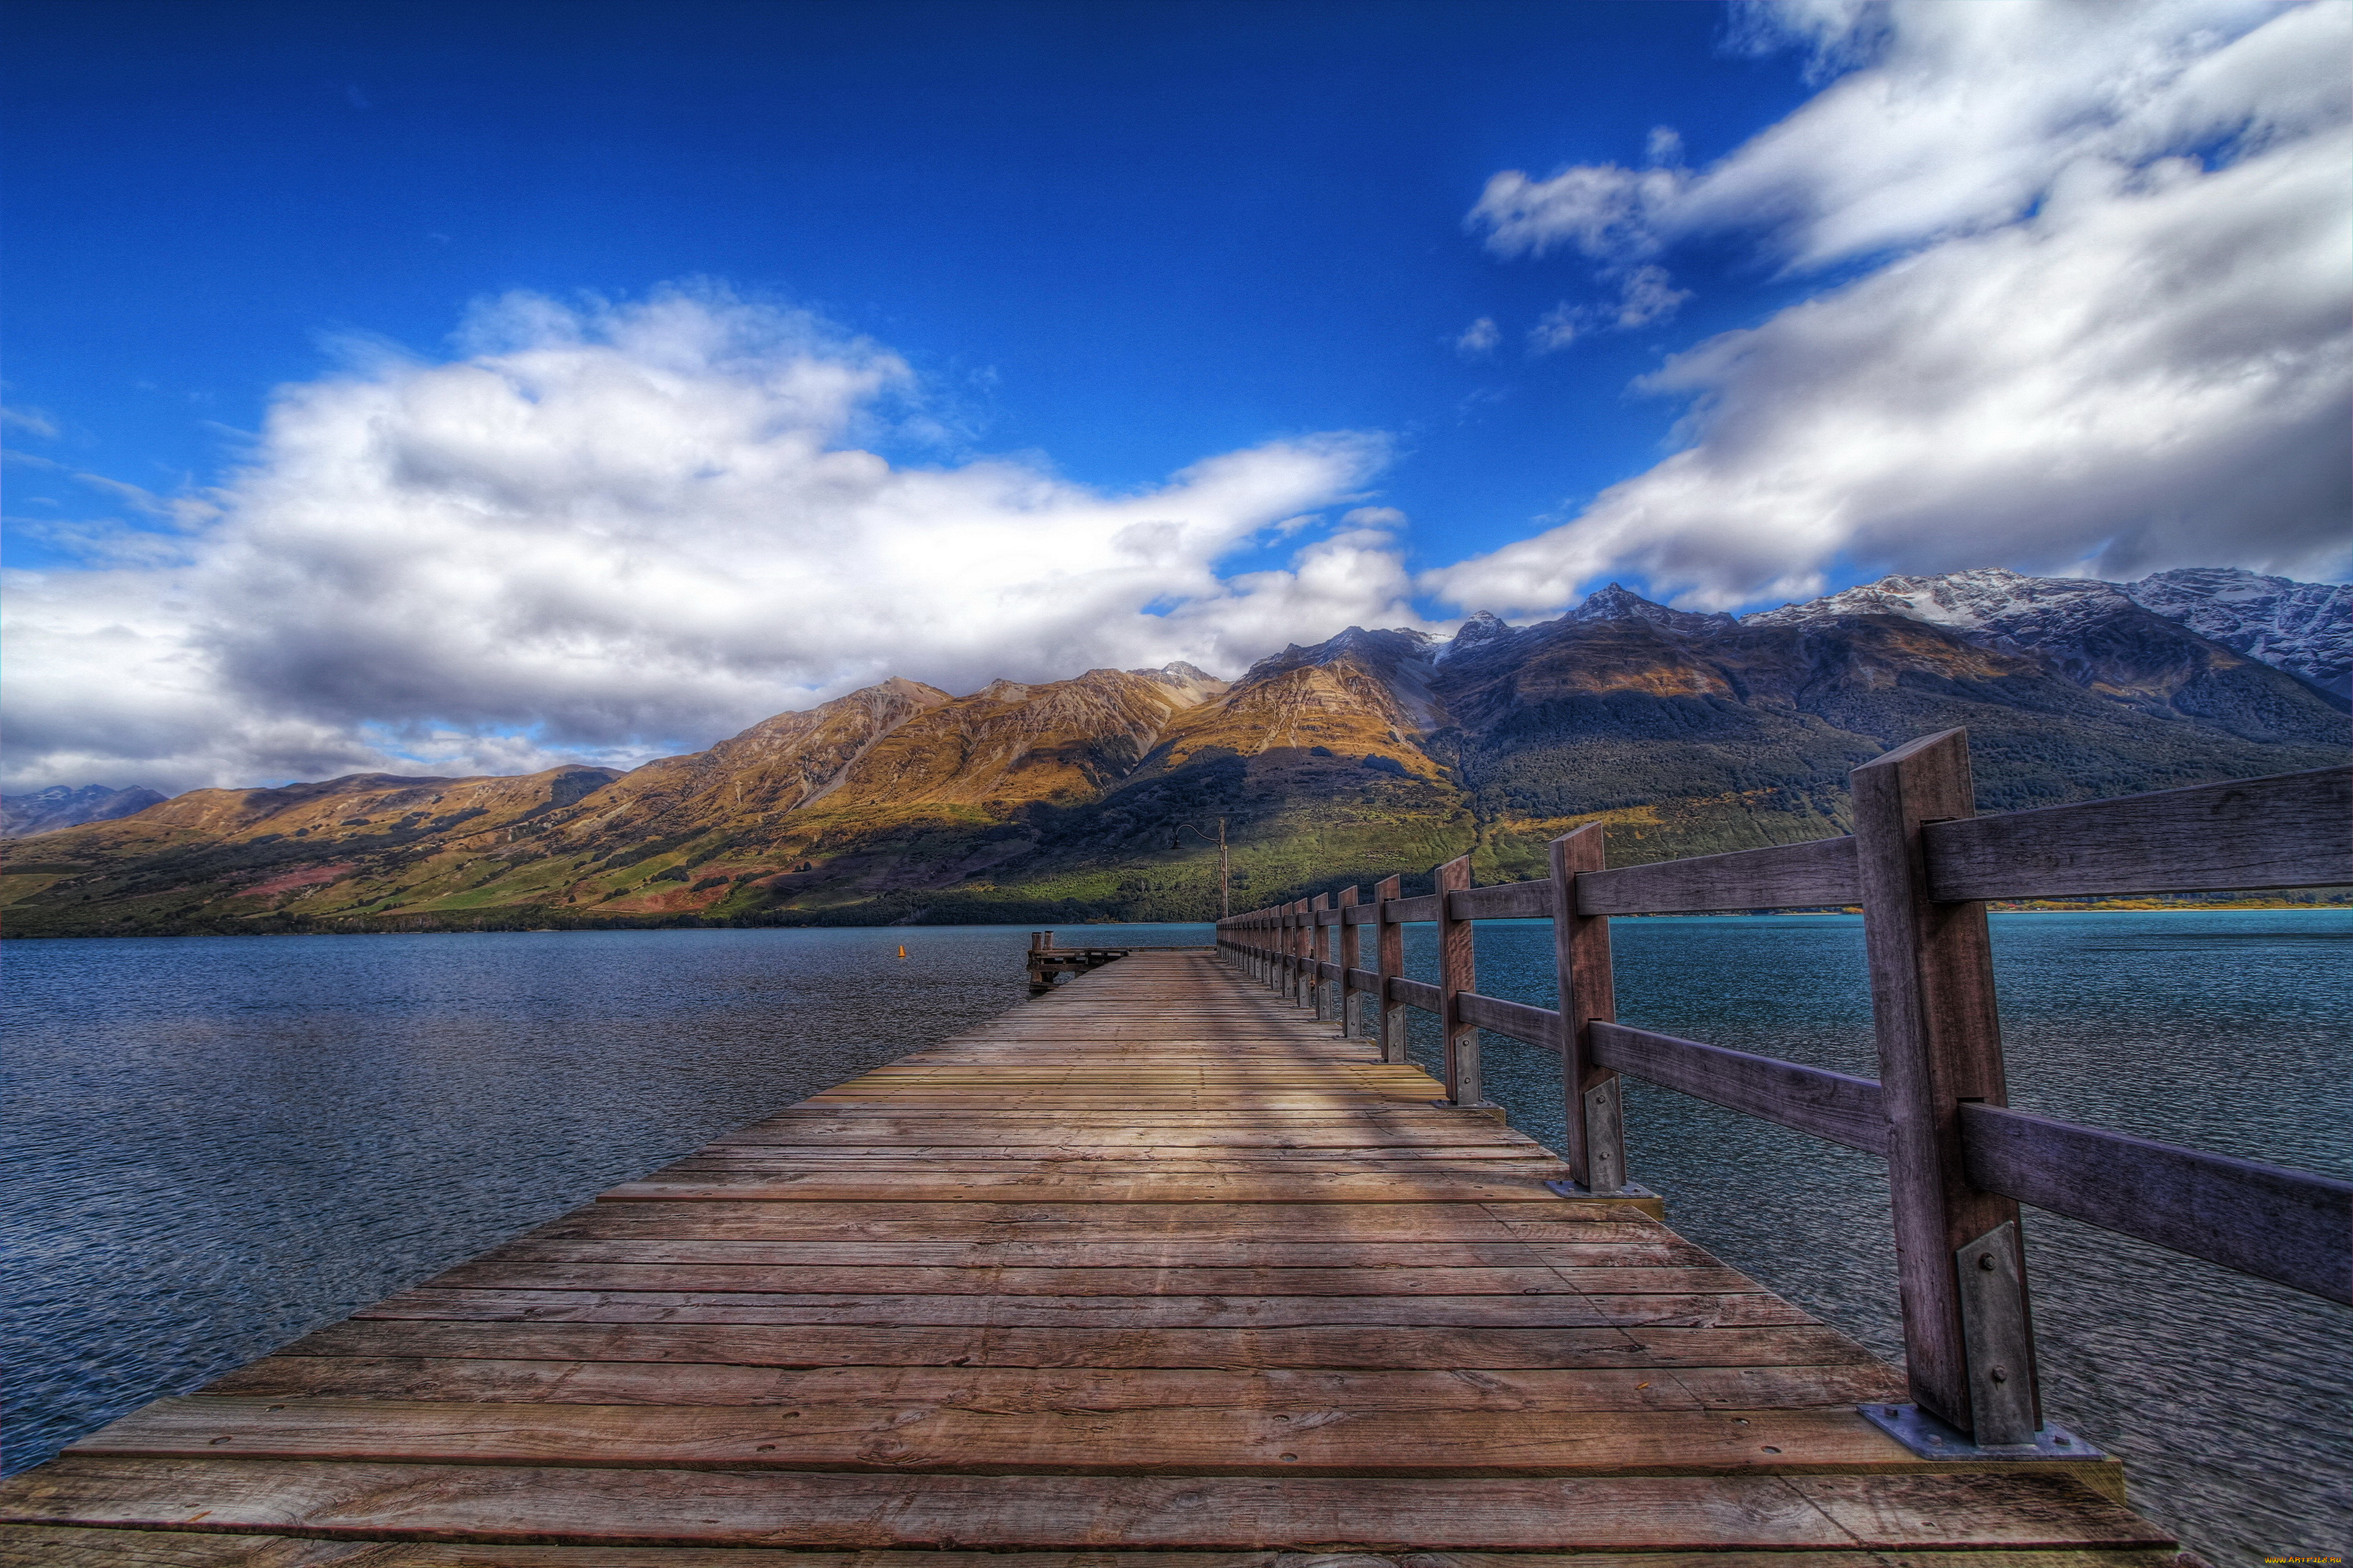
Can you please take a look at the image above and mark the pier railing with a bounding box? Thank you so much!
[1215,728,2351,1454]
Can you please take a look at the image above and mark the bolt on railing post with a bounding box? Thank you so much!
[1374,875,1407,1062]
[1549,823,1628,1194]
[1852,728,2041,1446]
[1435,855,1482,1107]
[1335,885,1361,1037]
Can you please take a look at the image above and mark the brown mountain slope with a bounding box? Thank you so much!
[3,592,2342,936]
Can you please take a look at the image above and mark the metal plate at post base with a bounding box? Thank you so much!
[1858,1402,2103,1462]
[1544,1179,1658,1200]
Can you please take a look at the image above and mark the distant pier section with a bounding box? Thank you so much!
[1025,929,1141,992]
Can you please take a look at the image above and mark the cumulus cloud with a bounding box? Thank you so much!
[2,286,1413,793]
[1529,265,1694,355]
[1452,316,1502,358]
[1434,0,2352,613]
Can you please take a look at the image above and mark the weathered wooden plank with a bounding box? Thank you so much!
[1589,1023,1888,1157]
[414,1263,1757,1298]
[598,1175,1582,1205]
[1924,766,2352,900]
[275,1317,1895,1371]
[352,1288,1818,1328]
[1455,992,1562,1052]
[1385,976,1442,1014]
[1576,836,1859,916]
[1450,879,1556,922]
[1384,893,1440,924]
[0,1459,2167,1550]
[0,1523,375,1566]
[200,1358,1904,1410]
[541,1200,1665,1238]
[76,1394,1925,1474]
[453,1237,1717,1269]
[0,1530,2192,1568]
[1959,1102,2353,1303]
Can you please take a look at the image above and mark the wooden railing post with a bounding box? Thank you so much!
[1308,894,1331,1016]
[1335,885,1361,1037]
[1292,900,1314,1009]
[1852,728,2041,1447]
[1435,855,1482,1107]
[1549,824,1628,1194]
[1374,875,1407,1062]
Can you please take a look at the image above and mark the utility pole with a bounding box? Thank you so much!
[1174,816,1230,918]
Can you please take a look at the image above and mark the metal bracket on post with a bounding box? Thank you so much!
[1858,1401,2101,1462]
[1956,1219,2039,1445]
[1544,1079,1654,1195]
[1583,1077,1628,1195]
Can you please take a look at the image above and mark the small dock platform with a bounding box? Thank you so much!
[1,948,2172,1565]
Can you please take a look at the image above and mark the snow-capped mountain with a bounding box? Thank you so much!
[1567,581,1737,632]
[0,783,167,839]
[2123,569,2350,699]
[1747,567,2349,699]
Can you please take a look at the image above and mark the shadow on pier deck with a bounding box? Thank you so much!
[1,944,2178,1565]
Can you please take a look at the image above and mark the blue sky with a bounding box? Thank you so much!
[5,0,2347,792]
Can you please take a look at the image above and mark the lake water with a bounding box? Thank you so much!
[3,913,2345,1562]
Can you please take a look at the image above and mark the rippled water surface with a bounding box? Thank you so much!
[4,914,2345,1562]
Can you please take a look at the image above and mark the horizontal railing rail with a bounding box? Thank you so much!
[1216,738,2349,1450]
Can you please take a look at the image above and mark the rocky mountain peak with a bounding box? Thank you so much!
[1741,568,2129,634]
[0,783,169,839]
[2123,568,2351,698]
[1126,661,1231,706]
[1436,610,1515,662]
[1566,582,1738,632]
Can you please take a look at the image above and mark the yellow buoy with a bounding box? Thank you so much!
[896,945,907,958]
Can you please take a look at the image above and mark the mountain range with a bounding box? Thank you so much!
[3,566,2343,936]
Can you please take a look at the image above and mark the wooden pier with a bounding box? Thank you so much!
[6,963,2172,1563]
[5,730,2343,1564]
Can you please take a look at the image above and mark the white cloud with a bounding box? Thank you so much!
[2,286,1412,794]
[1528,265,1693,355]
[1452,316,1501,358]
[1475,0,2344,271]
[1528,304,1581,355]
[1609,265,1691,329]
[2,403,61,440]
[1433,0,2352,613]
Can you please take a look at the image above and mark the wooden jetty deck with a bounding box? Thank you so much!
[2,946,2179,1566]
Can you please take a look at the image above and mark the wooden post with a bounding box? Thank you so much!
[1336,885,1361,1037]
[1852,728,2039,1445]
[1374,875,1407,1063]
[1287,901,1301,999]
[1549,824,1627,1194]
[1435,855,1481,1106]
[1296,899,1318,1009]
[1308,894,1331,1016]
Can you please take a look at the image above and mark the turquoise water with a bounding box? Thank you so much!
[2,914,2345,1560]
